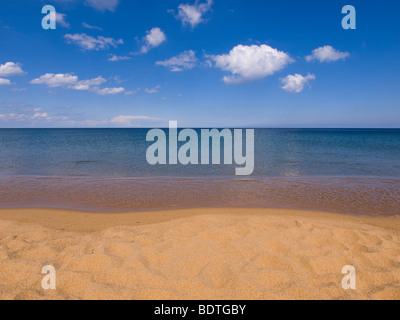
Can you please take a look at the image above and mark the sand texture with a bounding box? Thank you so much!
[0,208,399,300]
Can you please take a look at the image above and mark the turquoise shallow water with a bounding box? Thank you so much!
[0,129,399,215]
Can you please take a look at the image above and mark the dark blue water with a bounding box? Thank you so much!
[0,128,399,178]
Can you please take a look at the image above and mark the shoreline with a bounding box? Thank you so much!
[0,207,399,299]
[1,175,399,216]
[0,207,400,232]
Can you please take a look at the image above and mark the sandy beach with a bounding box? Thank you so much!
[0,207,399,300]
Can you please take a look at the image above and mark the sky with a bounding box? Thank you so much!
[0,0,399,128]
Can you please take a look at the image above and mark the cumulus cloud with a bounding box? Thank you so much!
[306,45,350,63]
[71,76,106,90]
[31,73,78,87]
[56,13,70,28]
[174,0,213,28]
[82,22,103,31]
[108,55,131,62]
[84,0,120,12]
[145,85,161,94]
[156,50,197,71]
[0,78,11,85]
[281,73,316,93]
[212,44,293,84]
[140,28,166,54]
[0,62,25,77]
[93,87,125,95]
[30,73,125,95]
[65,33,123,50]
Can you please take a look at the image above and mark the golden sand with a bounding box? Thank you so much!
[0,208,399,300]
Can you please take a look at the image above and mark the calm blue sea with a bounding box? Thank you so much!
[0,128,399,178]
[0,129,399,215]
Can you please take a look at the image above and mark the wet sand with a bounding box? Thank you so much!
[1,176,399,216]
[0,207,399,300]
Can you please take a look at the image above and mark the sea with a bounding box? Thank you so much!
[0,128,399,215]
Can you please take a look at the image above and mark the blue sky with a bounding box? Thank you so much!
[0,0,399,128]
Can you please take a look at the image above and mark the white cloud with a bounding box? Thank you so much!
[82,22,103,31]
[108,54,131,62]
[281,73,316,93]
[306,45,350,63]
[140,28,166,54]
[0,113,28,122]
[30,73,124,95]
[0,101,163,127]
[0,78,11,85]
[56,13,70,28]
[0,65,28,91]
[0,111,51,122]
[84,0,120,12]
[156,50,197,71]
[175,0,213,28]
[125,88,140,95]
[65,33,123,51]
[72,76,106,90]
[30,73,78,88]
[212,44,293,84]
[145,85,160,94]
[0,62,25,77]
[33,112,49,119]
[93,87,125,95]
